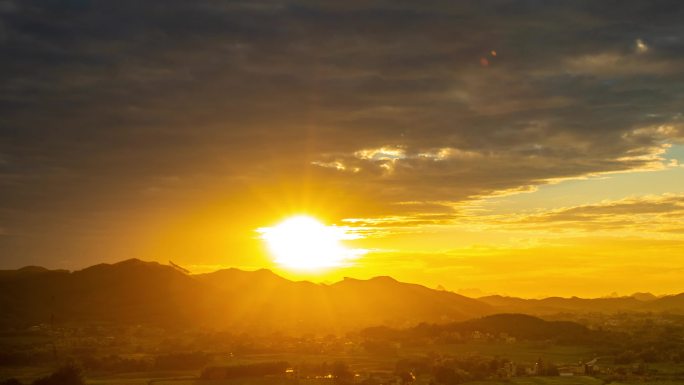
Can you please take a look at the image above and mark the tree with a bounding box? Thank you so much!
[433,365,470,385]
[614,350,637,364]
[332,361,353,384]
[397,371,415,385]
[32,363,84,385]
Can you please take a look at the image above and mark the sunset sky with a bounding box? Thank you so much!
[1,1,683,297]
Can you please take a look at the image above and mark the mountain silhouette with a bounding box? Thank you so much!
[644,293,684,313]
[2,259,683,333]
[196,268,492,332]
[477,293,683,314]
[0,259,206,328]
[0,259,491,333]
[361,313,601,344]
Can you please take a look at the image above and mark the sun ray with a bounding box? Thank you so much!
[257,215,365,271]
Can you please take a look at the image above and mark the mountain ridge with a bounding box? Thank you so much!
[2,259,684,333]
[5,259,678,301]
[0,259,491,333]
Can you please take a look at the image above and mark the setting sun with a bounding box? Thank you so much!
[257,215,363,271]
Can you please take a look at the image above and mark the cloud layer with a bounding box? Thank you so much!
[1,0,683,266]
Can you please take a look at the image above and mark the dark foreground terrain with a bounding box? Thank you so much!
[2,260,684,385]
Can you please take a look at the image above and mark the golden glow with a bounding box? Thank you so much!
[143,146,684,297]
[258,215,364,271]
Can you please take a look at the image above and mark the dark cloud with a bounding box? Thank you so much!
[1,0,683,265]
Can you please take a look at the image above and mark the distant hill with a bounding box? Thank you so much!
[445,313,592,341]
[0,259,492,333]
[0,259,206,328]
[478,293,683,315]
[644,293,684,313]
[631,292,658,302]
[2,259,683,333]
[195,270,492,333]
[360,313,608,345]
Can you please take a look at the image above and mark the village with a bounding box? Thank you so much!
[1,318,680,385]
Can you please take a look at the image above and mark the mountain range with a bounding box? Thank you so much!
[1,259,683,333]
[478,293,684,314]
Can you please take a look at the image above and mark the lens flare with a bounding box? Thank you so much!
[258,215,365,271]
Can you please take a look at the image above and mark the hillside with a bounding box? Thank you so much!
[444,313,592,341]
[645,293,684,313]
[0,259,207,328]
[360,313,610,345]
[196,270,492,332]
[478,294,680,315]
[3,259,683,334]
[0,259,492,333]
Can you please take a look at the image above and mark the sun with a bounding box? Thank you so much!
[257,215,363,271]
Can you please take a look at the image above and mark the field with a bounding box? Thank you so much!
[404,342,599,365]
[85,376,605,385]
[202,341,599,371]
[87,376,684,385]
[3,341,683,385]
[466,378,603,385]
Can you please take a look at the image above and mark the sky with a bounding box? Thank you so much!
[1,0,683,297]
